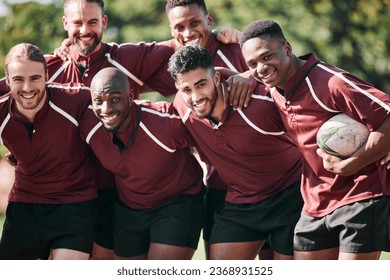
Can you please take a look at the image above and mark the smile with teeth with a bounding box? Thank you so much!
[193,99,208,109]
[78,35,93,42]
[101,114,119,123]
[21,93,37,99]
[262,70,275,81]
[185,38,200,45]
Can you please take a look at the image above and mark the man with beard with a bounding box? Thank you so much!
[0,0,251,260]
[168,45,304,260]
[0,43,97,260]
[79,67,204,260]
[162,0,276,259]
[0,0,176,260]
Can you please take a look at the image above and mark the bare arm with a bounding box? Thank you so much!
[213,28,241,44]
[53,39,72,61]
[216,68,256,110]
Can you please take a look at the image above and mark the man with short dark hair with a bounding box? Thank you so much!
[240,19,390,260]
[168,45,303,260]
[163,0,273,259]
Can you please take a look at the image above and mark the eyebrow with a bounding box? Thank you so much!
[11,74,43,80]
[194,78,207,86]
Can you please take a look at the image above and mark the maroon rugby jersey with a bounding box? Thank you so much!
[174,83,302,204]
[271,52,390,217]
[161,34,249,191]
[79,100,204,209]
[44,42,176,98]
[0,84,97,203]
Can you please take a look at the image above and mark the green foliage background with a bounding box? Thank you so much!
[1,0,390,92]
[0,0,390,92]
[1,0,390,158]
[1,1,390,260]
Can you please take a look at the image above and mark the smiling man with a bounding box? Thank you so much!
[0,43,97,260]
[79,67,205,260]
[169,45,303,260]
[240,19,390,260]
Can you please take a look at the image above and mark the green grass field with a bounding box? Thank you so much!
[0,214,388,260]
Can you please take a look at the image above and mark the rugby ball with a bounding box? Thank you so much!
[316,113,369,158]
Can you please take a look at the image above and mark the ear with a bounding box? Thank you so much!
[5,76,10,89]
[284,41,292,55]
[128,89,134,102]
[213,70,221,86]
[170,25,175,37]
[206,12,214,26]
[62,16,68,31]
[102,14,108,31]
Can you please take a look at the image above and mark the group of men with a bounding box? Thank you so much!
[0,0,390,261]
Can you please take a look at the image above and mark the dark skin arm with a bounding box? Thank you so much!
[217,68,256,110]
[4,151,17,167]
[54,28,242,61]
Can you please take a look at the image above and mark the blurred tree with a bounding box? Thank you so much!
[0,1,64,75]
[0,0,389,92]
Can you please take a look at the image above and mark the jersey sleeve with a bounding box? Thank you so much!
[115,42,177,97]
[327,71,390,131]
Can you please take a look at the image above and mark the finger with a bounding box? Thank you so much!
[244,89,252,108]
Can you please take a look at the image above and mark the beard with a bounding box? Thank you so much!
[15,89,46,111]
[99,107,131,134]
[73,32,102,56]
[191,85,218,119]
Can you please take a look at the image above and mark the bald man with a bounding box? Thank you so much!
[79,67,204,260]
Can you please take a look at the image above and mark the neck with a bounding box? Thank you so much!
[210,82,227,122]
[15,94,47,123]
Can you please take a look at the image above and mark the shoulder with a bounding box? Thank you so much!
[109,41,173,54]
[0,94,10,111]
[136,100,179,119]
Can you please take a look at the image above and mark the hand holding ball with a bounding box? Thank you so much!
[316,114,369,158]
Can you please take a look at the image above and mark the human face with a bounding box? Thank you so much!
[91,86,131,133]
[176,68,224,120]
[241,36,292,89]
[62,0,107,56]
[7,60,47,115]
[168,4,213,48]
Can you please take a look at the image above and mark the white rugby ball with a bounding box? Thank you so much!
[316,113,369,158]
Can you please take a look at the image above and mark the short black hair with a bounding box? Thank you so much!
[165,0,207,14]
[168,44,214,80]
[64,0,105,14]
[239,19,287,47]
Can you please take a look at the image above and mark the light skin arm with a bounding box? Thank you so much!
[55,28,242,62]
[317,115,390,176]
[54,38,72,61]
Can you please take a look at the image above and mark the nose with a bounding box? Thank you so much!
[183,27,192,38]
[79,23,89,35]
[100,101,110,113]
[257,62,267,75]
[22,80,32,92]
[191,91,200,103]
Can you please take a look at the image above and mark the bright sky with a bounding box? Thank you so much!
[0,0,53,16]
